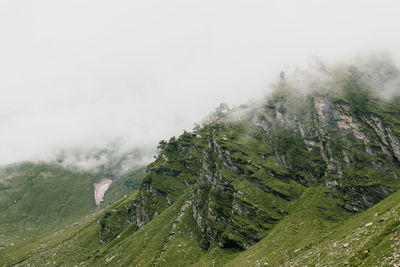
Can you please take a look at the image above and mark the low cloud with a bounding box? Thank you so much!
[1,0,400,166]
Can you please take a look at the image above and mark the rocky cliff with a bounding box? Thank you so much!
[3,60,400,267]
[99,62,400,253]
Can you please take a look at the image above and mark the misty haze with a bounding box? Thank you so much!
[1,1,400,266]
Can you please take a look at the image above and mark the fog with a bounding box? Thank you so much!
[1,0,400,166]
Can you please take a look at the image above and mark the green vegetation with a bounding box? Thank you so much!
[0,162,96,246]
[1,61,400,266]
[0,162,145,247]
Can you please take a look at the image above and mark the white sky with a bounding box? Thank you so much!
[1,0,400,165]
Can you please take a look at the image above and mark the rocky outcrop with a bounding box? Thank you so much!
[97,81,400,252]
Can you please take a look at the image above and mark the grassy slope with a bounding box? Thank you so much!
[1,136,399,265]
[4,183,400,267]
[227,186,350,266]
[288,188,400,266]
[0,162,97,246]
[0,162,144,247]
[93,195,204,266]
[0,189,237,267]
[0,191,138,266]
[0,191,208,267]
[228,188,400,266]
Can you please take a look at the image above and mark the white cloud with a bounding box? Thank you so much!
[1,0,400,165]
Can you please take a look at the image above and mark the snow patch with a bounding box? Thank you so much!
[94,179,113,206]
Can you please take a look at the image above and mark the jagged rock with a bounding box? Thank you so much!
[95,71,400,253]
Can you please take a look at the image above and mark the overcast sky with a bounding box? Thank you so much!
[1,0,400,165]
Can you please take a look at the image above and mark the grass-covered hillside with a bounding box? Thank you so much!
[5,184,400,266]
[0,161,145,247]
[1,60,400,266]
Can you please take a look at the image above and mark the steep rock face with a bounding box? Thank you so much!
[99,133,205,242]
[99,70,400,250]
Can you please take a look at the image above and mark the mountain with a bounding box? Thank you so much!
[1,60,400,266]
[0,150,146,247]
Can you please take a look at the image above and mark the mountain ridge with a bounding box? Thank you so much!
[1,60,400,266]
